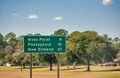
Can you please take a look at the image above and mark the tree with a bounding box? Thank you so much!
[12,52,21,65]
[0,33,5,65]
[53,29,69,36]
[13,35,26,68]
[0,33,6,51]
[32,54,39,66]
[113,37,120,44]
[0,51,4,65]
[67,31,82,68]
[103,34,112,45]
[4,32,17,47]
[22,54,30,68]
[91,35,118,67]
[1,33,18,65]
[68,31,98,71]
[69,31,99,71]
[5,45,14,54]
[94,43,107,66]
[111,37,120,65]
[5,54,13,63]
[41,54,57,70]
[116,51,120,65]
[0,33,5,49]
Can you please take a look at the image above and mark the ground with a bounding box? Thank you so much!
[0,66,120,78]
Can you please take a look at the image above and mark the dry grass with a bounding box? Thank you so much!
[0,66,120,78]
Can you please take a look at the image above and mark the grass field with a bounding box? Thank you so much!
[0,66,120,78]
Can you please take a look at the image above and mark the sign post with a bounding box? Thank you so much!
[30,53,32,78]
[23,36,66,78]
[57,53,60,78]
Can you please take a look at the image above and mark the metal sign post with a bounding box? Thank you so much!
[30,53,32,78]
[57,53,60,78]
[20,56,22,72]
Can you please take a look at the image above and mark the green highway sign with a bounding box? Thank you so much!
[23,36,66,53]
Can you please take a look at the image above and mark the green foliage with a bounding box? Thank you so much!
[66,30,118,71]
[5,54,13,63]
[0,30,119,70]
[4,32,17,51]
[53,29,69,36]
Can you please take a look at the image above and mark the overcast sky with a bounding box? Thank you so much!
[0,0,120,38]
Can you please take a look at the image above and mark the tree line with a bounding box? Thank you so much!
[0,29,120,71]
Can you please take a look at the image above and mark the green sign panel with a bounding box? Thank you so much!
[23,36,66,53]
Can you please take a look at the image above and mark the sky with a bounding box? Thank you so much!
[0,0,120,38]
